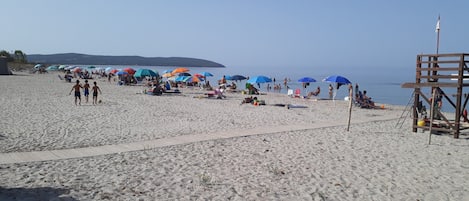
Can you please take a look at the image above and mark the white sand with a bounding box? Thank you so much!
[0,72,468,200]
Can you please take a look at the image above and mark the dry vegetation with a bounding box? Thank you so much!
[7,62,34,72]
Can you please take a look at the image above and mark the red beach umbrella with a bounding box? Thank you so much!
[193,73,204,78]
[123,67,136,75]
[110,69,119,74]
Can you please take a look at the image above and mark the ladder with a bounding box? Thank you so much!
[395,92,415,128]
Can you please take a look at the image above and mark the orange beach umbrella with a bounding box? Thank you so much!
[172,67,189,74]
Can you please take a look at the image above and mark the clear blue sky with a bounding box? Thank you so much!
[2,0,468,70]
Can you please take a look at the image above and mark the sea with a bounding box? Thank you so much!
[78,64,465,112]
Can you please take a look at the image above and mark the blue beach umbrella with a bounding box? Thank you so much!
[227,75,247,81]
[134,69,158,78]
[298,77,316,83]
[323,75,351,84]
[247,75,272,84]
[175,76,189,82]
[116,71,129,76]
[323,75,352,100]
[200,72,213,77]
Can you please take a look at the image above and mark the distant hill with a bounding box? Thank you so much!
[27,53,225,67]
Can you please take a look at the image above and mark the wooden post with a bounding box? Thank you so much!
[347,85,353,131]
[429,88,436,145]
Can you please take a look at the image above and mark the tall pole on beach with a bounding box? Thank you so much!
[436,15,440,55]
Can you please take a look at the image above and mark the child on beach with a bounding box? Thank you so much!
[83,80,90,103]
[69,80,83,105]
[92,81,102,105]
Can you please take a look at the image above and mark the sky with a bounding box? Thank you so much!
[2,0,469,71]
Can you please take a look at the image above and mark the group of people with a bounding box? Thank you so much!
[353,84,375,108]
[69,80,102,105]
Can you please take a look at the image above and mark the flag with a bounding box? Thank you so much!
[435,15,440,33]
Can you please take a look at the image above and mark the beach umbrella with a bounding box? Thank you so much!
[193,73,204,78]
[323,75,352,100]
[178,72,191,77]
[65,66,76,70]
[323,75,351,84]
[162,72,174,78]
[123,67,136,75]
[87,66,96,69]
[162,69,173,74]
[34,64,44,69]
[58,65,68,70]
[172,67,189,74]
[105,67,114,72]
[175,75,189,82]
[298,77,316,83]
[134,68,158,78]
[109,69,119,74]
[227,75,247,81]
[116,71,128,76]
[247,75,272,84]
[46,65,59,71]
[200,71,213,77]
[72,67,82,73]
[183,75,203,83]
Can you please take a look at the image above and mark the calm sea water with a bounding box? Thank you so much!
[81,64,465,111]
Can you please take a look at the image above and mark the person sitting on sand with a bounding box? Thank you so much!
[362,90,375,108]
[204,80,213,90]
[230,82,237,90]
[92,81,102,105]
[306,86,320,98]
[248,84,259,95]
[69,80,83,105]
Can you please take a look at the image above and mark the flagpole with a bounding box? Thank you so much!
[436,15,440,55]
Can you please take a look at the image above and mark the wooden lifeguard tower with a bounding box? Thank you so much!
[402,53,469,138]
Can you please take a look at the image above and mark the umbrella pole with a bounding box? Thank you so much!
[347,87,353,131]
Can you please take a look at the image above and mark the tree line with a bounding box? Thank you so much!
[0,50,27,63]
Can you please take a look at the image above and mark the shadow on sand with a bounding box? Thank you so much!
[0,186,77,201]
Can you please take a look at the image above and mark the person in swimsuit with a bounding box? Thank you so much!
[83,80,90,103]
[92,81,102,105]
[69,80,83,105]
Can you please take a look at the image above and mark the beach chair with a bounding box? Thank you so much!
[287,89,294,97]
[294,89,301,98]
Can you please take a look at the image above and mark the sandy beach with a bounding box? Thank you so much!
[1,72,468,200]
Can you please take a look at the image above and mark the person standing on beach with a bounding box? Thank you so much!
[92,81,102,105]
[328,84,333,99]
[83,80,90,103]
[355,83,359,97]
[69,80,83,105]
